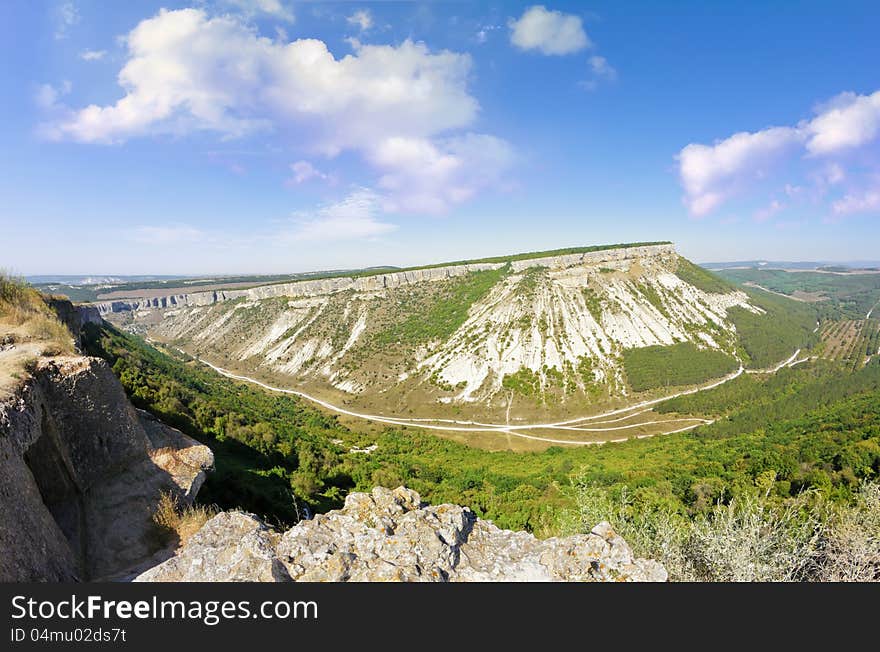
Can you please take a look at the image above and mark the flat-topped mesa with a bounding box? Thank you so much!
[93,243,677,315]
[509,242,676,272]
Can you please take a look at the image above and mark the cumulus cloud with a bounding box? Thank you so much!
[79,49,107,61]
[371,134,516,214]
[677,127,803,216]
[287,190,397,241]
[677,89,880,218]
[287,160,329,185]
[346,10,372,32]
[508,5,590,55]
[41,8,512,215]
[218,0,294,23]
[806,91,880,155]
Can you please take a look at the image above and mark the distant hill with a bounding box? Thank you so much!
[702,260,880,271]
[96,242,817,425]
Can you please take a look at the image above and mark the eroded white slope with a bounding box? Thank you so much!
[418,263,756,402]
[148,246,758,403]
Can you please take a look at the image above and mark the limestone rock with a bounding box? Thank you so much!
[0,354,214,581]
[134,512,290,582]
[137,487,667,582]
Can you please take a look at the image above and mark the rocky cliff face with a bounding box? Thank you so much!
[0,355,213,581]
[93,261,511,316]
[135,486,667,582]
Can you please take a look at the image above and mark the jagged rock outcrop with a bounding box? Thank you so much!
[135,487,667,582]
[0,355,213,581]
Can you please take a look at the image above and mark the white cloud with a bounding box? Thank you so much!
[805,90,880,155]
[677,89,880,217]
[346,10,372,32]
[34,81,72,110]
[754,199,784,223]
[131,223,206,245]
[832,190,880,216]
[42,8,511,215]
[508,5,590,55]
[677,126,803,216]
[287,190,397,241]
[79,50,107,61]
[588,55,616,79]
[287,160,329,185]
[580,55,617,91]
[476,24,500,44]
[218,0,294,23]
[824,162,846,185]
[371,134,516,214]
[35,85,61,110]
[47,9,477,148]
[53,2,80,40]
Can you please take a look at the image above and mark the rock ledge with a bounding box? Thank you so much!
[136,486,667,582]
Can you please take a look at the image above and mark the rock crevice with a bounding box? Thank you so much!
[0,355,213,581]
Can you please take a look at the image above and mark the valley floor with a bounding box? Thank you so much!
[177,345,802,449]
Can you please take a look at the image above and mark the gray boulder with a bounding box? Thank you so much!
[136,486,667,582]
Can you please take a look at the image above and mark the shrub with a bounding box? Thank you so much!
[817,481,880,581]
[564,479,880,582]
[152,491,218,548]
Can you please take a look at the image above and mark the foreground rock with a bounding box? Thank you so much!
[0,355,213,581]
[136,486,667,582]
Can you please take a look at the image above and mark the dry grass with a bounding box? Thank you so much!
[817,481,880,581]
[562,479,880,582]
[0,271,75,355]
[152,491,218,548]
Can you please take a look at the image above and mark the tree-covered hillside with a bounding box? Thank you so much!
[83,322,880,536]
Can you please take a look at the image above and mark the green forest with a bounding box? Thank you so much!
[621,341,738,391]
[727,288,818,367]
[719,268,880,320]
[83,321,880,536]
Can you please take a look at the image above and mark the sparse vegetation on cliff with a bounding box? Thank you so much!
[152,491,219,549]
[674,257,735,295]
[0,272,74,354]
[373,266,507,346]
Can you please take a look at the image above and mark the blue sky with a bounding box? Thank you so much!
[1,1,878,275]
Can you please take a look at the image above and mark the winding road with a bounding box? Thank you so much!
[166,346,799,446]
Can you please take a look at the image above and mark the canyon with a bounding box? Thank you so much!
[97,243,763,434]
